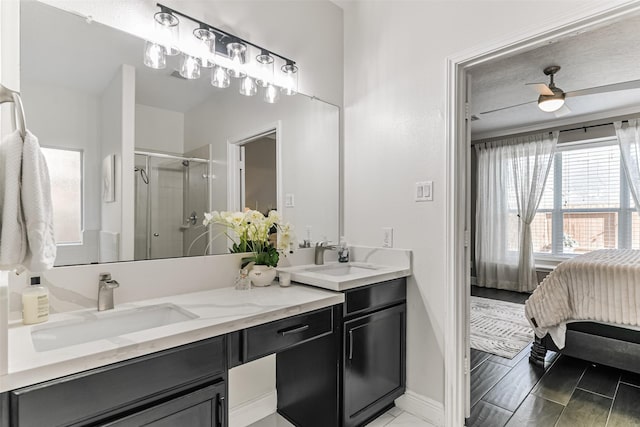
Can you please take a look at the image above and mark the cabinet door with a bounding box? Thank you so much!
[101,381,226,427]
[343,304,405,427]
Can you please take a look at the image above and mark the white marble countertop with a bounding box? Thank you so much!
[278,261,411,291]
[1,284,343,393]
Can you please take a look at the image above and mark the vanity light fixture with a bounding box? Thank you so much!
[143,3,299,104]
[281,61,299,96]
[143,41,166,69]
[211,64,230,88]
[153,8,180,56]
[240,76,257,96]
[179,53,200,79]
[256,51,274,88]
[264,84,280,104]
[193,26,215,67]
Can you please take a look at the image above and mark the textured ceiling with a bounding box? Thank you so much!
[469,12,640,139]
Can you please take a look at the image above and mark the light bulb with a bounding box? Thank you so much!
[538,98,565,112]
[193,28,215,67]
[264,84,280,104]
[211,65,230,88]
[227,42,247,78]
[281,63,298,96]
[255,52,274,88]
[240,76,257,96]
[180,54,200,80]
[143,41,166,69]
[154,11,180,56]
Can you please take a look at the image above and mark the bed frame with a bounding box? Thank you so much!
[529,321,640,374]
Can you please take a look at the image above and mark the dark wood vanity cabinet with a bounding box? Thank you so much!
[342,278,406,427]
[8,336,227,427]
[277,278,407,427]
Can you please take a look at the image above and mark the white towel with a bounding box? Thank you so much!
[21,130,56,272]
[0,130,27,269]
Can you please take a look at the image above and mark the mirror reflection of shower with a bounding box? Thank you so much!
[134,148,212,260]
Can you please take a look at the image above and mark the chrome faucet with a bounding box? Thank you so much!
[314,241,337,265]
[98,273,120,311]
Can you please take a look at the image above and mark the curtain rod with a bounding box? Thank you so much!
[471,119,634,146]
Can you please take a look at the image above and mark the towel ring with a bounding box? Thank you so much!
[0,84,26,140]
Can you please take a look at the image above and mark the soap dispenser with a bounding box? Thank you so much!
[22,276,49,325]
[338,236,349,263]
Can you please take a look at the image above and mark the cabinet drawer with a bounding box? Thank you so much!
[243,308,334,362]
[11,336,225,427]
[101,381,225,427]
[344,278,406,317]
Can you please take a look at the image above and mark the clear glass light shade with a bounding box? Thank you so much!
[154,11,180,56]
[239,76,257,96]
[227,42,247,78]
[180,54,201,79]
[143,41,166,69]
[281,63,298,96]
[211,65,230,88]
[193,28,215,67]
[255,53,274,88]
[264,84,280,104]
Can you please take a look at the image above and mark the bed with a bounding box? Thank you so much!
[525,249,640,373]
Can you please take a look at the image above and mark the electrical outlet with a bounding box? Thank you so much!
[382,227,393,248]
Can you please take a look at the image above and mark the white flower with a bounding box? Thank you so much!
[203,212,213,227]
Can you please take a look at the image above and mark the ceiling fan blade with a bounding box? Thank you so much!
[553,104,572,118]
[526,83,554,96]
[479,100,537,115]
[566,79,640,98]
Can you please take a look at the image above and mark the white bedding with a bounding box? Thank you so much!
[524,249,640,348]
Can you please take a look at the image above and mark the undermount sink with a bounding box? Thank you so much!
[31,304,198,352]
[304,264,380,276]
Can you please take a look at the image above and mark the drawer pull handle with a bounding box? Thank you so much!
[348,329,354,360]
[217,395,225,427]
[278,324,310,336]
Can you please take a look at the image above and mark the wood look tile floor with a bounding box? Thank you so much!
[468,285,640,427]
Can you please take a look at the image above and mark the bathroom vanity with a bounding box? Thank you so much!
[0,275,407,427]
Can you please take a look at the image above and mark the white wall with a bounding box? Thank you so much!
[21,82,101,265]
[135,104,184,154]
[342,0,629,410]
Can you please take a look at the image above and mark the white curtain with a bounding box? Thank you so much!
[475,142,519,290]
[615,119,640,214]
[475,132,557,292]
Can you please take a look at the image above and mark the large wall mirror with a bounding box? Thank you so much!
[21,1,340,266]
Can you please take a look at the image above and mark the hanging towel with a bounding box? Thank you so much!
[0,130,27,269]
[21,130,56,272]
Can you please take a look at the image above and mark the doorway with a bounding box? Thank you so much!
[445,3,640,426]
[227,124,282,216]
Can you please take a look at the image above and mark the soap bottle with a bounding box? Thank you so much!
[235,268,251,291]
[22,276,49,325]
[338,236,349,263]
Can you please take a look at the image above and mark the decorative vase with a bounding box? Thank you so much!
[249,265,277,287]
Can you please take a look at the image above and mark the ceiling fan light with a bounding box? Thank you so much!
[538,93,565,112]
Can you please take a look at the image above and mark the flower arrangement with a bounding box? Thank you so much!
[203,209,293,267]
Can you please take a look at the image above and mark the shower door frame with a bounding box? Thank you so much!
[134,150,211,260]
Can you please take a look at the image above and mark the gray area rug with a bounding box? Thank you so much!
[470,296,534,359]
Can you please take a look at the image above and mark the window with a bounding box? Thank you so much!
[41,147,83,244]
[508,138,638,257]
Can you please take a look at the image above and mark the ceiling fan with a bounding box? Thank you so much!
[480,65,640,117]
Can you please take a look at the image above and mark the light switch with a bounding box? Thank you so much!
[415,181,433,202]
[285,193,295,207]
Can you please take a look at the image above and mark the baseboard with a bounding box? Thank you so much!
[229,390,277,427]
[396,390,444,427]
